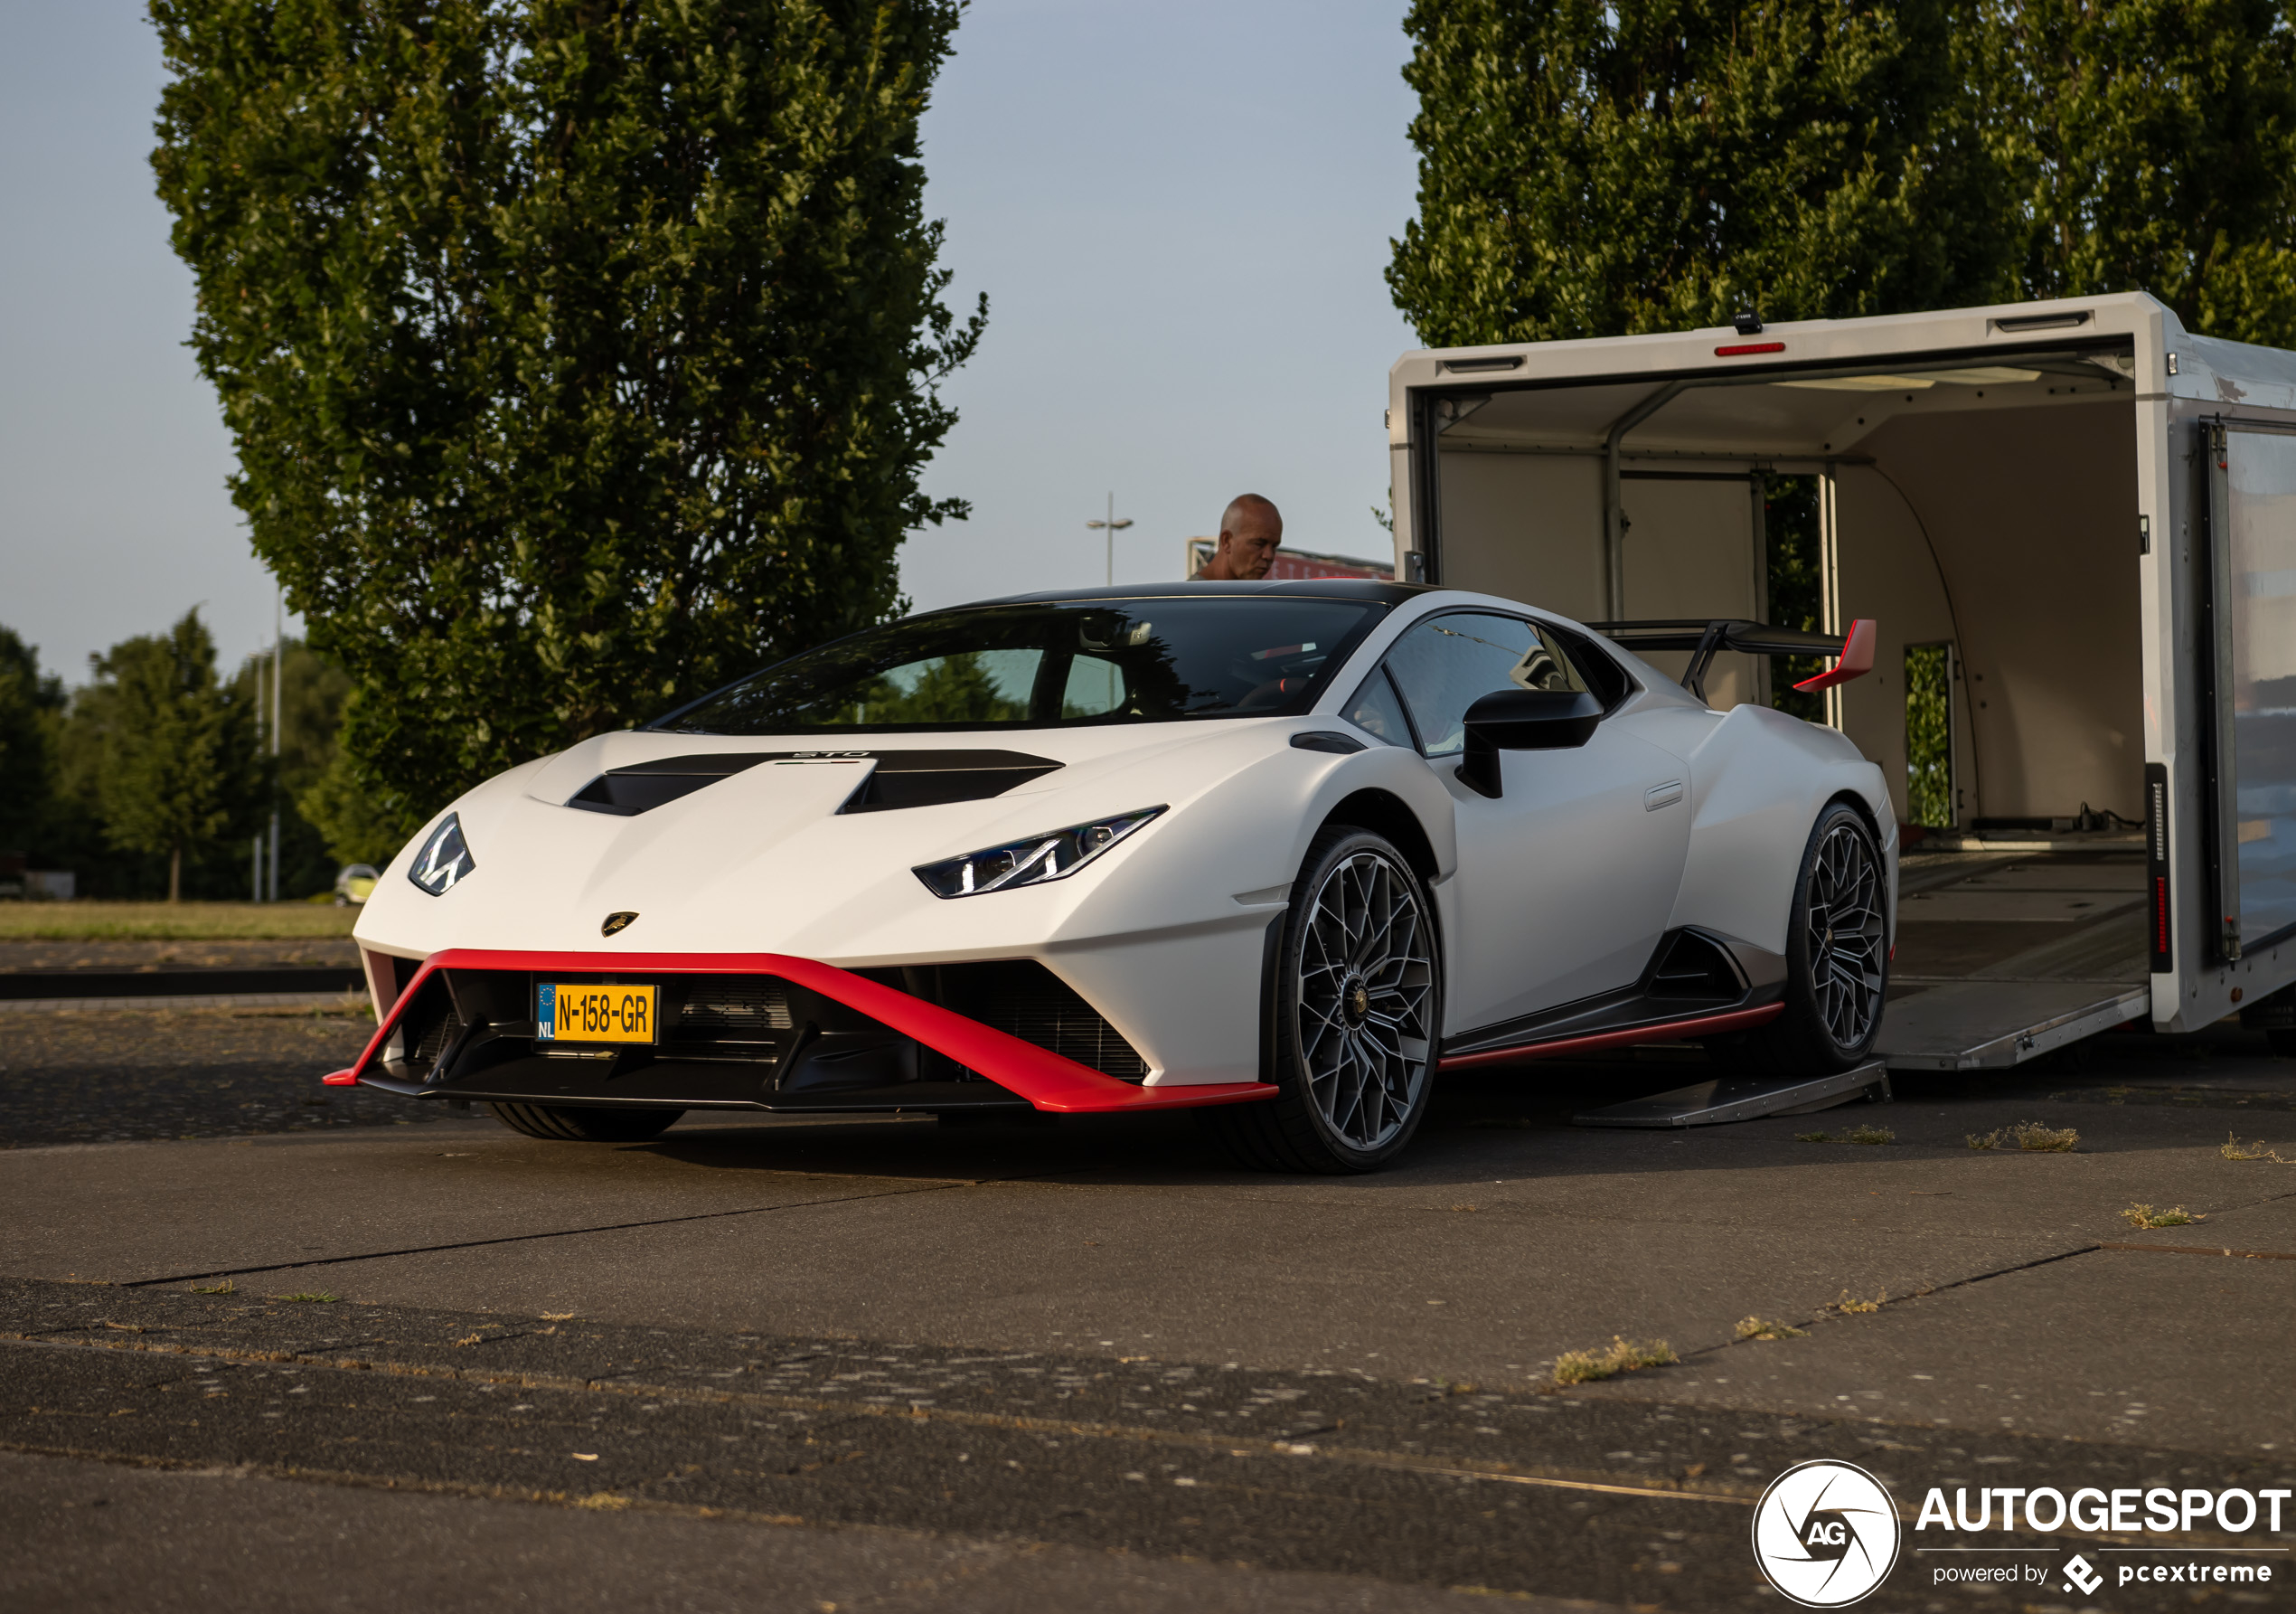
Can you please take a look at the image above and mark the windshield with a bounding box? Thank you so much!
[654,598,1388,734]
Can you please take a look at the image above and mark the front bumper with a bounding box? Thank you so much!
[325,949,1276,1115]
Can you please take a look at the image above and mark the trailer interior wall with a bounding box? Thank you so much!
[1847,399,2143,825]
[1428,382,2142,826]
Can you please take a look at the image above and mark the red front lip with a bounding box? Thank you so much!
[324,948,1276,1114]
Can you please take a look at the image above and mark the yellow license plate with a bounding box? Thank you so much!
[537,982,658,1044]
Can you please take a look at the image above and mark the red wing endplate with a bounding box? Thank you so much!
[1793,618,1877,694]
[323,949,1275,1114]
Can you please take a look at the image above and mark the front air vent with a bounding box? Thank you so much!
[569,753,774,816]
[668,978,794,1038]
[408,999,466,1073]
[936,959,1149,1081]
[838,750,1062,813]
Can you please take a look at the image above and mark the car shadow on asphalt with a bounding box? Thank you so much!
[616,1031,2296,1190]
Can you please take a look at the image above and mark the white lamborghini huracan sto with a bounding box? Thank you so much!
[331,581,1894,1172]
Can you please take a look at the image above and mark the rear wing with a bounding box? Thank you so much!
[1588,618,1877,704]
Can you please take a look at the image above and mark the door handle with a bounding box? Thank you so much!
[1644,780,1685,811]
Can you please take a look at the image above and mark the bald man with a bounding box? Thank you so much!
[1197,494,1283,580]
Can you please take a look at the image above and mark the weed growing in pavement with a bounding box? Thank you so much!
[1833,1290,1885,1315]
[188,1279,235,1295]
[1551,1336,1677,1385]
[1795,1125,1896,1145]
[2223,1133,2293,1163]
[1966,1121,2080,1152]
[273,1292,340,1303]
[2121,1203,2206,1230]
[1736,1316,1808,1341]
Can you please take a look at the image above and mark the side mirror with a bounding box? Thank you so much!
[1456,689,1604,798]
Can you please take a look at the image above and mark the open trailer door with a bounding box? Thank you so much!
[2203,418,2296,962]
[1388,296,2296,1071]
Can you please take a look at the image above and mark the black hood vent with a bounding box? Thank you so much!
[565,750,1060,816]
[567,752,783,816]
[837,750,1061,813]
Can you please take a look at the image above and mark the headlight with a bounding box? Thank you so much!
[913,807,1165,898]
[407,813,476,895]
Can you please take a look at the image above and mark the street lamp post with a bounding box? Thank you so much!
[268,587,281,902]
[1084,493,1133,588]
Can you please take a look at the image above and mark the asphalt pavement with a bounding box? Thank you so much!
[4,1007,2294,1610]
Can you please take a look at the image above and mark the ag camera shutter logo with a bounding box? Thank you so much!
[1752,1459,1903,1606]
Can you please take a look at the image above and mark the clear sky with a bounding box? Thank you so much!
[0,2,1420,688]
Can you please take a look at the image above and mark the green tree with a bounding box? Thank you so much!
[0,628,66,856]
[151,0,985,835]
[1992,0,2296,348]
[88,611,258,901]
[1388,0,2019,345]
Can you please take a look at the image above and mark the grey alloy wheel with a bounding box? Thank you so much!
[1804,817,1887,1050]
[1294,845,1438,1154]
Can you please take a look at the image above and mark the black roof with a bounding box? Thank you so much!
[969,579,1433,609]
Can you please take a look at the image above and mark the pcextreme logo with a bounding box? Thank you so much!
[1752,1459,1904,1607]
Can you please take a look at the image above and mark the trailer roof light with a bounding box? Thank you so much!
[1778,374,1937,392]
[1993,311,2091,332]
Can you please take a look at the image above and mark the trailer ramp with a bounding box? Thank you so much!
[1876,844,2150,1072]
[1575,1061,1890,1128]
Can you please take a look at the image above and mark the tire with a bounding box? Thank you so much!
[489,1102,683,1143]
[1736,800,1888,1073]
[1199,826,1442,1173]
[2268,1029,2296,1060]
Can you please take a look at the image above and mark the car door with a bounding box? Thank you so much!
[1345,610,1691,1034]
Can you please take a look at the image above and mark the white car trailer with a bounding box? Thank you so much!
[1386,293,2296,1071]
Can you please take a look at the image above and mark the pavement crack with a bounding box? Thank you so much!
[115,1178,997,1288]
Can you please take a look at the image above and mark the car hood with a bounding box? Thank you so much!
[354,722,1307,964]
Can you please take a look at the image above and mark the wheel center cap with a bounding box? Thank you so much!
[1344,978,1370,1024]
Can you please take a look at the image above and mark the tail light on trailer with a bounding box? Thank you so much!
[2145,763,2171,974]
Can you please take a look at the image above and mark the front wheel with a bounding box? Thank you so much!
[1199,827,1442,1173]
[1736,801,1888,1072]
[489,1103,683,1143]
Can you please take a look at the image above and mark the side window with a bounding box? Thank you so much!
[1061,654,1126,718]
[1383,612,1548,757]
[1343,666,1416,747]
[1542,622,1631,710]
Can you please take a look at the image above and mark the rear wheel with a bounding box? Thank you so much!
[489,1103,683,1143]
[1200,827,1441,1173]
[1736,801,1887,1072]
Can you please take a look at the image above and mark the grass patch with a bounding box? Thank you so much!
[2121,1203,2206,1230]
[1736,1316,1807,1341]
[0,901,360,942]
[1833,1289,1885,1315]
[1794,1125,1896,1146]
[271,1291,341,1303]
[1551,1336,1677,1385]
[1966,1120,2080,1152]
[2223,1133,2293,1163]
[188,1279,235,1296]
